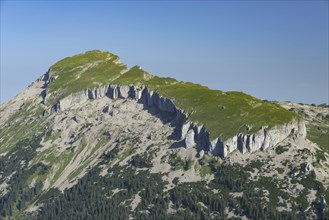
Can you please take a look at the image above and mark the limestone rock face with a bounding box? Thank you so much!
[51,84,306,158]
[55,90,88,112]
[118,85,130,98]
[129,85,145,100]
[108,85,119,99]
[209,119,306,157]
[185,129,196,148]
[181,122,191,140]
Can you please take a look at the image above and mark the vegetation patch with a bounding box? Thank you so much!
[0,134,44,218]
[275,167,285,174]
[118,146,135,162]
[300,171,323,190]
[245,159,264,171]
[168,153,185,171]
[315,149,326,163]
[307,123,329,154]
[275,144,290,154]
[199,166,212,177]
[129,153,152,168]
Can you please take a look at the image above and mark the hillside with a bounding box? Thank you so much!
[45,50,299,140]
[0,50,328,219]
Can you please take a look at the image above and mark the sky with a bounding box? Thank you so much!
[1,1,328,104]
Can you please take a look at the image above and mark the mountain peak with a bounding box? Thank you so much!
[1,50,328,219]
[41,50,300,141]
[47,50,127,102]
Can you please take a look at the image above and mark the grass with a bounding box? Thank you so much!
[199,166,212,177]
[199,155,221,172]
[29,145,57,167]
[0,115,45,154]
[315,149,326,163]
[47,50,127,104]
[68,135,109,181]
[51,150,75,185]
[46,50,299,140]
[112,65,152,85]
[26,163,49,186]
[276,167,285,174]
[147,81,298,139]
[195,156,221,177]
[307,123,329,154]
[118,146,135,162]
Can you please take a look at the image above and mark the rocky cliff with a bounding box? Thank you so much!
[47,82,307,158]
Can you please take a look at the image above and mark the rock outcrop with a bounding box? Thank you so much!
[185,129,196,148]
[209,120,306,157]
[48,82,306,158]
[301,162,312,175]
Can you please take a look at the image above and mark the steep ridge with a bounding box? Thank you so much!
[44,51,299,138]
[48,83,306,158]
[39,50,303,158]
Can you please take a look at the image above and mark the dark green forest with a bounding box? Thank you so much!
[1,133,328,220]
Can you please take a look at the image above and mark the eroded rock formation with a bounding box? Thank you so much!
[48,83,306,158]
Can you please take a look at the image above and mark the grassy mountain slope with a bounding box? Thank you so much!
[47,50,298,140]
[0,50,328,219]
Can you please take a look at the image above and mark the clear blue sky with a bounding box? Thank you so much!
[1,1,328,104]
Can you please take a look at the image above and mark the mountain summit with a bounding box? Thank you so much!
[44,50,302,151]
[1,50,328,219]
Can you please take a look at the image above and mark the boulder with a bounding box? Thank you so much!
[300,162,312,175]
[103,130,111,137]
[103,105,110,113]
[72,116,80,123]
[43,109,50,117]
[198,150,205,159]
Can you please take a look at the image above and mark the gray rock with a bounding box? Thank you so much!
[43,109,50,117]
[18,103,25,111]
[72,116,80,123]
[118,85,130,98]
[147,133,153,140]
[103,105,110,113]
[300,162,312,175]
[185,129,195,148]
[181,122,191,140]
[103,130,111,137]
[110,109,119,117]
[319,195,326,214]
[51,83,307,159]
[198,150,205,159]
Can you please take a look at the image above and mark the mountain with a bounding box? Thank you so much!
[0,50,328,219]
